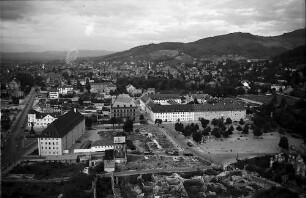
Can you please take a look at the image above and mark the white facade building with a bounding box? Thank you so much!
[38,109,85,156]
[49,90,59,99]
[28,109,60,129]
[141,95,246,122]
[57,85,73,95]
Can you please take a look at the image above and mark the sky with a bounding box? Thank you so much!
[0,0,305,53]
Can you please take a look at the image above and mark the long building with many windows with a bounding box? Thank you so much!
[38,109,85,156]
[140,95,246,122]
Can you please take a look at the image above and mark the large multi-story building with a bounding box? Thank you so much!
[38,109,85,156]
[28,109,61,129]
[91,82,117,94]
[57,85,73,95]
[111,94,137,121]
[140,94,246,122]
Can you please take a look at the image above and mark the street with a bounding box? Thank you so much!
[1,88,37,170]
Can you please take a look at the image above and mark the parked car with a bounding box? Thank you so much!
[183,152,194,156]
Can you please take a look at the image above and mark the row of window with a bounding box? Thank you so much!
[41,138,58,140]
[113,109,135,112]
[41,151,59,154]
[41,146,59,150]
[41,142,58,145]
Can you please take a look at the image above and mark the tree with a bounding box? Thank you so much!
[139,114,144,121]
[109,117,117,129]
[123,119,133,133]
[211,118,219,126]
[1,115,11,131]
[242,125,249,134]
[211,127,221,138]
[228,125,234,135]
[225,118,232,125]
[76,79,83,92]
[195,124,199,131]
[270,94,278,106]
[117,117,123,126]
[236,125,242,131]
[175,122,184,132]
[279,136,289,150]
[85,117,93,128]
[239,118,245,125]
[253,126,263,138]
[202,126,211,136]
[155,119,162,126]
[222,130,229,138]
[85,78,91,93]
[200,118,210,128]
[192,131,202,144]
[183,125,192,138]
[279,98,287,109]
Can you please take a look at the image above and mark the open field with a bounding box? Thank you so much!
[163,123,305,166]
[237,94,300,106]
[117,154,207,172]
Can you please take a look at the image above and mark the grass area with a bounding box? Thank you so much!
[10,162,85,179]
[2,182,63,198]
[254,186,299,198]
[96,177,113,198]
[238,94,299,106]
[2,173,94,198]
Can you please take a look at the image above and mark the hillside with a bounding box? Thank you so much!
[1,50,115,62]
[272,45,306,65]
[99,29,305,62]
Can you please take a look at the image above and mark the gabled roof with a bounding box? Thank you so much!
[112,94,136,108]
[149,94,181,100]
[148,102,245,113]
[140,95,150,103]
[29,109,61,119]
[40,109,84,138]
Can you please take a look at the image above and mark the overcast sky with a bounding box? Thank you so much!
[0,0,305,52]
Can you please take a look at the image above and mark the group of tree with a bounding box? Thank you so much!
[155,119,162,126]
[123,119,133,133]
[199,118,209,128]
[1,114,11,131]
[252,96,306,142]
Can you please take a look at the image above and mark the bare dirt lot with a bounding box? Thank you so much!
[164,123,305,166]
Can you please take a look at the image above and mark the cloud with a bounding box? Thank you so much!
[85,22,95,36]
[0,1,33,21]
[0,0,304,52]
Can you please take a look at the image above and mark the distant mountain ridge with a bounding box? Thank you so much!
[1,50,115,62]
[99,29,305,62]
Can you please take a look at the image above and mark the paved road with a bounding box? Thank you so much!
[160,124,213,166]
[99,166,212,177]
[1,88,37,169]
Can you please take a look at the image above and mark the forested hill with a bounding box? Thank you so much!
[272,45,306,65]
[97,29,305,62]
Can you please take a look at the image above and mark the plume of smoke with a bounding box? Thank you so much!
[65,49,79,64]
